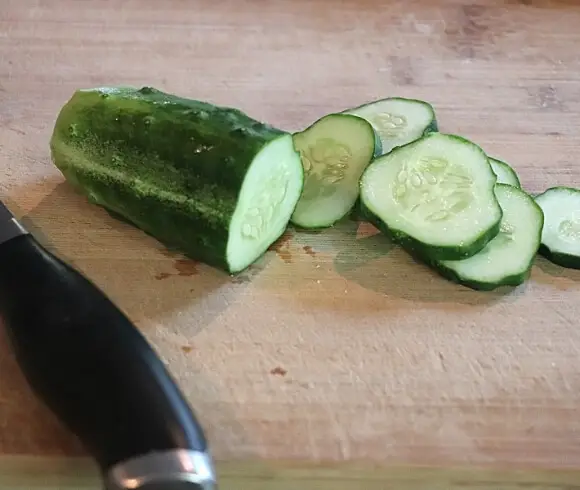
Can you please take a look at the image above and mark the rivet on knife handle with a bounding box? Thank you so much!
[0,201,216,489]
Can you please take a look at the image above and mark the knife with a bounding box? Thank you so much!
[0,200,216,490]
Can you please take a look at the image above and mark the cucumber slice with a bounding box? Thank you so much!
[290,114,378,229]
[489,157,521,188]
[344,97,438,155]
[50,86,304,274]
[535,186,580,269]
[432,184,543,290]
[360,132,502,260]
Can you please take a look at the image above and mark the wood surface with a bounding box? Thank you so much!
[2,0,580,486]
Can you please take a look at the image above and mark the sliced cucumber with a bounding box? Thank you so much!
[489,157,521,188]
[344,97,438,155]
[360,132,502,260]
[432,184,543,290]
[290,113,378,229]
[535,186,580,269]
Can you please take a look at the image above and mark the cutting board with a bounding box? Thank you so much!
[2,0,580,487]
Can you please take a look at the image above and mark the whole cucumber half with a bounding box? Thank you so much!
[50,86,304,274]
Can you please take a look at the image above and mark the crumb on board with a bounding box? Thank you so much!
[270,366,287,376]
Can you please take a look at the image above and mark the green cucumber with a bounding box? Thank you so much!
[489,157,521,188]
[432,184,543,290]
[360,132,502,260]
[290,114,379,229]
[50,86,304,274]
[344,97,438,155]
[535,186,580,269]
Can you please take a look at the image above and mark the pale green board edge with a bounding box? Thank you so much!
[0,457,578,489]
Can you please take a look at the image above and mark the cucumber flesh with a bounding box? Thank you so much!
[535,186,580,269]
[360,132,502,260]
[290,114,377,229]
[227,136,304,271]
[345,97,438,155]
[434,184,543,290]
[489,157,521,188]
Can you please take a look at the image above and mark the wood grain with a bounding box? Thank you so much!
[1,0,580,484]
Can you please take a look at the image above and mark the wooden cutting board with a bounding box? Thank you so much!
[2,0,580,487]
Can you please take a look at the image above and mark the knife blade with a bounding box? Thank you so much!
[0,200,216,490]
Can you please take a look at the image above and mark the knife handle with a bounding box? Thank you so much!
[0,233,209,473]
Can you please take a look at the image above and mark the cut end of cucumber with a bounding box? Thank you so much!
[437,184,543,289]
[345,97,437,155]
[489,157,521,188]
[290,114,376,229]
[360,132,502,259]
[227,134,303,273]
[535,186,580,269]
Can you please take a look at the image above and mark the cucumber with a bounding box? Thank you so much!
[359,132,502,260]
[489,157,521,188]
[432,184,543,290]
[344,97,438,155]
[290,114,379,229]
[50,86,304,274]
[535,186,580,269]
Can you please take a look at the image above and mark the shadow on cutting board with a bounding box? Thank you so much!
[533,255,580,283]
[9,179,246,335]
[303,219,580,303]
[315,220,519,307]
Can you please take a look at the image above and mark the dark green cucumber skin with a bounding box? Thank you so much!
[422,120,438,137]
[359,133,502,261]
[50,86,294,273]
[538,245,580,269]
[535,186,580,270]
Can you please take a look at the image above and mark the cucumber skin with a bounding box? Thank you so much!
[538,245,580,270]
[428,186,544,291]
[359,133,502,261]
[50,86,298,274]
[536,186,580,270]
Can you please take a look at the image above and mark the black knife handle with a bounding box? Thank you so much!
[0,233,208,471]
